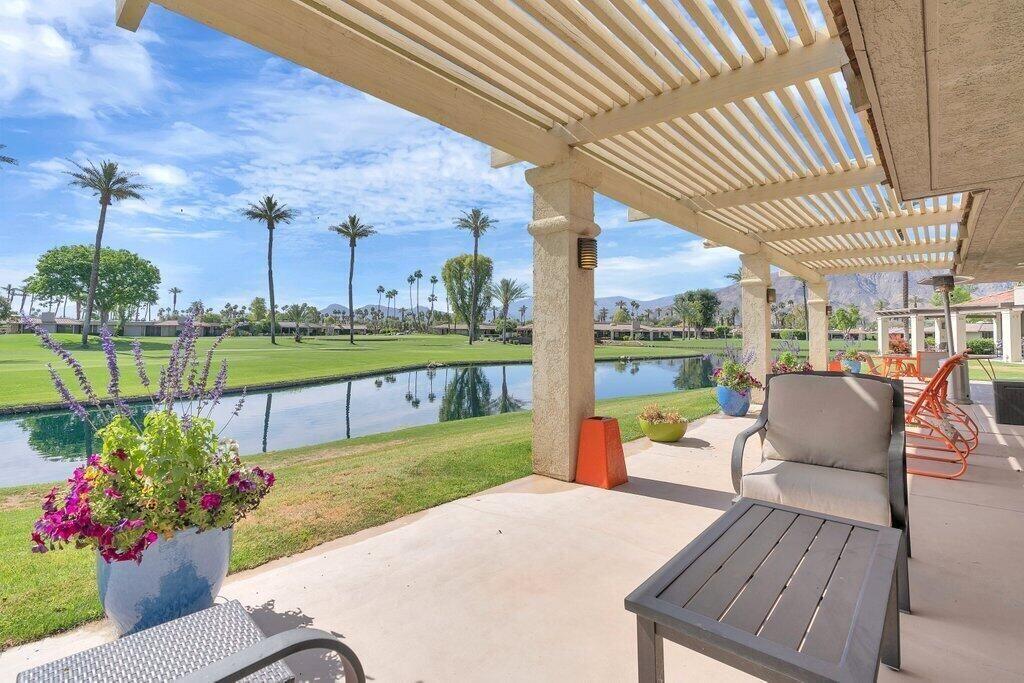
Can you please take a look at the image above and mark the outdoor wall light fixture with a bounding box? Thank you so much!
[826,305,834,317]
[578,237,597,270]
[766,287,777,304]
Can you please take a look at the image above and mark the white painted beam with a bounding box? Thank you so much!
[696,163,885,210]
[794,241,958,262]
[115,0,150,31]
[626,207,651,221]
[759,207,962,242]
[489,148,520,169]
[816,259,954,275]
[564,34,847,143]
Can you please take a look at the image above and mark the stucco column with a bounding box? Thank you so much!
[806,280,829,370]
[951,312,967,353]
[525,157,600,481]
[877,316,890,355]
[909,314,926,354]
[1002,310,1022,362]
[740,253,771,402]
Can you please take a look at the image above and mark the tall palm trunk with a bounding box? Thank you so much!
[469,235,479,344]
[901,270,910,338]
[267,221,277,344]
[415,279,420,331]
[81,201,108,346]
[377,291,383,333]
[802,280,810,342]
[347,239,356,344]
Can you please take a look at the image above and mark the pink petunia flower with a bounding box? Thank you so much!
[200,492,222,511]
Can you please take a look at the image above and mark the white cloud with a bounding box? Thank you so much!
[0,0,158,119]
[596,242,740,299]
[139,163,188,187]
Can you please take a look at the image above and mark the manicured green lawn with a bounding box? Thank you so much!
[0,388,717,649]
[0,333,706,411]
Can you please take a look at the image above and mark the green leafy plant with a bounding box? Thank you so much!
[966,338,995,355]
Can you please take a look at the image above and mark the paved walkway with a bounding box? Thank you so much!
[4,382,1024,681]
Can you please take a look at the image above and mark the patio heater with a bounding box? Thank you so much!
[919,273,974,404]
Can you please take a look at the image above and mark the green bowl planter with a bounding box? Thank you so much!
[638,417,687,443]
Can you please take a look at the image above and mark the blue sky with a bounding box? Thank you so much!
[0,0,743,313]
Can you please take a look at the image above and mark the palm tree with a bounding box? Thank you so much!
[726,266,743,284]
[241,195,295,344]
[376,285,386,332]
[66,160,146,346]
[168,286,183,313]
[453,208,497,344]
[329,215,377,344]
[519,304,528,324]
[427,275,439,328]
[492,278,529,343]
[0,144,16,167]
[413,269,423,330]
[673,298,697,338]
[598,307,609,323]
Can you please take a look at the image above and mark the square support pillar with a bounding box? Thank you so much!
[806,281,829,370]
[877,316,890,355]
[952,312,967,354]
[525,157,600,481]
[740,253,771,403]
[1002,310,1022,363]
[909,314,926,354]
[933,318,943,350]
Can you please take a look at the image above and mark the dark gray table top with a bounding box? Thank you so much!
[626,498,902,682]
[17,600,293,682]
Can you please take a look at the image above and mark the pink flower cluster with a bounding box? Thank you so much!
[32,463,158,563]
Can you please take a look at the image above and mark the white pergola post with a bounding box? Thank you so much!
[740,253,771,403]
[909,314,926,354]
[1002,310,1022,362]
[877,316,890,355]
[952,312,968,353]
[807,281,829,370]
[933,318,943,350]
[525,157,600,481]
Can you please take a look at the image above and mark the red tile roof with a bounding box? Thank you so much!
[953,289,1013,307]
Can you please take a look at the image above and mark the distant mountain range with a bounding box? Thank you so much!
[325,270,1013,322]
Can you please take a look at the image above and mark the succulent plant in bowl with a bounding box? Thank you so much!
[637,403,687,443]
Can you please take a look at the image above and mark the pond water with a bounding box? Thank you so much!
[0,356,713,487]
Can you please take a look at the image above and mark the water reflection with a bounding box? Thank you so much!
[0,357,713,487]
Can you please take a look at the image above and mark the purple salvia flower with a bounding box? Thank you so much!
[231,388,247,416]
[207,359,229,406]
[131,340,150,388]
[198,325,237,394]
[25,316,100,406]
[46,364,88,421]
[100,327,120,399]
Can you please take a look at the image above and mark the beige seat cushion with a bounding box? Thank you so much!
[741,460,890,526]
[763,374,893,476]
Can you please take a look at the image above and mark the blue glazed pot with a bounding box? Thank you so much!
[841,359,862,373]
[716,386,751,417]
[97,527,232,635]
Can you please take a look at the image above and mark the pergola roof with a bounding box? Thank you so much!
[121,0,963,282]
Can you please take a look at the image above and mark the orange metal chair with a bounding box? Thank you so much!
[905,353,975,479]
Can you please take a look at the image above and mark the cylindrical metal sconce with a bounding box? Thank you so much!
[766,287,777,304]
[577,237,597,270]
[826,304,833,317]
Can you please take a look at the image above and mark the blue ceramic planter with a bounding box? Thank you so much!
[716,386,751,417]
[841,359,862,374]
[97,527,232,635]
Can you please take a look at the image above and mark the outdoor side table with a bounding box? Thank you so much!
[17,600,293,682]
[626,499,902,682]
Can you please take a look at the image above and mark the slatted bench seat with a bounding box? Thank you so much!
[626,498,902,682]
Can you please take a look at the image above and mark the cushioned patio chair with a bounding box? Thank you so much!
[731,371,910,612]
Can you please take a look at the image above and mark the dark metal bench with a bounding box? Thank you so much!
[626,498,902,682]
[17,600,365,683]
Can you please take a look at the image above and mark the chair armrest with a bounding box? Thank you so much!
[731,412,768,494]
[176,627,365,683]
[887,421,909,539]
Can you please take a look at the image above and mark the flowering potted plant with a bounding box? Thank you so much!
[888,337,910,355]
[770,340,812,374]
[708,348,763,417]
[637,403,687,442]
[835,347,870,373]
[27,314,274,635]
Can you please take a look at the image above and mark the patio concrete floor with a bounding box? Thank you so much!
[3,381,1024,681]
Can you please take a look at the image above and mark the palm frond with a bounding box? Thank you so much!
[241,195,295,226]
[328,214,376,241]
[453,208,497,237]
[65,159,147,203]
